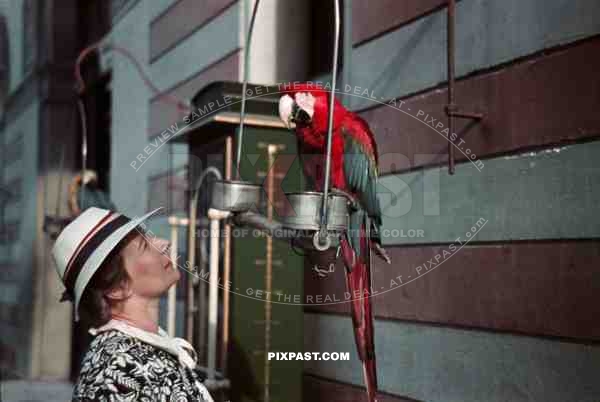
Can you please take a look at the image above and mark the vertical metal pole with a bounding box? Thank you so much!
[263,144,277,402]
[447,0,456,175]
[318,0,341,241]
[221,136,233,373]
[168,217,178,336]
[198,224,207,362]
[186,192,197,342]
[207,216,220,380]
[188,167,222,363]
[341,0,352,109]
[236,0,261,180]
[445,0,483,174]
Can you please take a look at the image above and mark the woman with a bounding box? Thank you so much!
[51,206,215,402]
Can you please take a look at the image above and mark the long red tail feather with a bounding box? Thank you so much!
[341,226,378,402]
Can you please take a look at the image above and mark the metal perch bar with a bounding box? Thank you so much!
[226,210,344,253]
[230,211,300,239]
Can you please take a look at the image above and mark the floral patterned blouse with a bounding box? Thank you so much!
[72,320,215,402]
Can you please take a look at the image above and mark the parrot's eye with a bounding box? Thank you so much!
[292,103,312,125]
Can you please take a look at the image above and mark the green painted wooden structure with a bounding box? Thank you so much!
[181,82,305,402]
[232,126,304,402]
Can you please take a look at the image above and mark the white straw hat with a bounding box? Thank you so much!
[51,206,164,321]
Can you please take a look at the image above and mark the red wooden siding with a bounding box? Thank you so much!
[148,50,239,137]
[359,37,600,174]
[352,0,447,46]
[150,0,237,62]
[303,373,420,402]
[304,241,600,342]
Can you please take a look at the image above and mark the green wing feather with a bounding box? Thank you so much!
[342,130,381,223]
[342,128,382,256]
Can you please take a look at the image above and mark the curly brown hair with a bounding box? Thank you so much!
[77,229,143,328]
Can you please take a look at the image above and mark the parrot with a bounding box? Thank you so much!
[278,84,391,402]
[71,170,116,213]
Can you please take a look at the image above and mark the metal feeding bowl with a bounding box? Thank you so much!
[280,191,350,231]
[209,179,264,212]
[280,191,353,251]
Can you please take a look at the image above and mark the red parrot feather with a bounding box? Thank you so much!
[279,84,390,402]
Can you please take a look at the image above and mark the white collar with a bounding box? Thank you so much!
[89,318,198,370]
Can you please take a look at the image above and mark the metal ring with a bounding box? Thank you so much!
[312,230,331,251]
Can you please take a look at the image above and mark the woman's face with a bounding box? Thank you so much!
[121,232,180,299]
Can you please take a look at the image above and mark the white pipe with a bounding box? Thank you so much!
[168,218,178,336]
[198,225,207,362]
[189,167,223,357]
[167,216,209,338]
[206,208,231,379]
[208,218,219,380]
[186,196,197,341]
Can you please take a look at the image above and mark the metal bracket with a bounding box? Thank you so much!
[446,0,485,175]
[445,104,484,120]
[312,262,336,278]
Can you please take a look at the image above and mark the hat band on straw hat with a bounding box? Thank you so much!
[51,206,164,320]
[62,213,132,298]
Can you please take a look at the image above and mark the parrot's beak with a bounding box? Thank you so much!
[278,94,294,129]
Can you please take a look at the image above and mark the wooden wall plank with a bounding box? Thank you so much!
[148,50,239,137]
[150,0,237,62]
[147,167,188,214]
[304,312,600,402]
[375,140,600,245]
[149,2,239,93]
[352,0,446,46]
[360,37,600,173]
[304,241,600,341]
[348,0,600,110]
[303,373,420,402]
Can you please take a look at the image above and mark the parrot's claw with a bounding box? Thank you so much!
[372,241,392,264]
[339,234,357,271]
